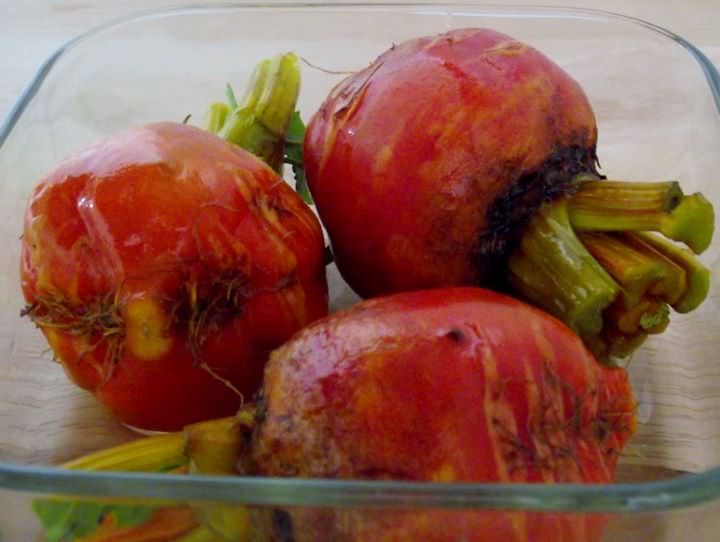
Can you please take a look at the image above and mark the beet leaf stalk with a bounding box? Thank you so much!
[509,178,714,362]
[569,181,713,254]
[33,417,249,542]
[203,52,301,173]
[33,433,195,541]
[202,53,311,203]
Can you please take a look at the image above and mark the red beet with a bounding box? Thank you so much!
[304,28,597,297]
[303,28,714,361]
[247,287,636,541]
[20,122,328,430]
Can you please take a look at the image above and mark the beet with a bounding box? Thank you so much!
[211,287,635,541]
[251,288,634,482]
[20,122,328,431]
[303,28,714,360]
[305,28,597,293]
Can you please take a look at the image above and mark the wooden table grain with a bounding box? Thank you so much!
[1,0,719,123]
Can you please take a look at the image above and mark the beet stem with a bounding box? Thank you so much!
[568,181,714,254]
[605,296,669,335]
[175,526,226,541]
[578,232,686,308]
[185,416,248,475]
[508,199,620,349]
[204,52,301,173]
[512,177,714,361]
[204,103,230,135]
[633,232,711,313]
[60,433,187,473]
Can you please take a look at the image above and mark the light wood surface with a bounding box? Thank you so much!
[1,0,720,124]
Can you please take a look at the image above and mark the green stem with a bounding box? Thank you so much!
[184,412,255,542]
[605,296,669,335]
[61,433,187,472]
[58,414,250,478]
[218,53,301,172]
[568,180,682,228]
[508,200,620,345]
[640,302,670,333]
[578,232,687,307]
[659,193,715,254]
[600,326,648,360]
[176,526,229,542]
[185,416,247,475]
[204,103,230,135]
[511,176,714,362]
[225,83,238,110]
[568,181,714,254]
[633,232,711,313]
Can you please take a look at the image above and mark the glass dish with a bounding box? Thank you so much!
[1,2,719,540]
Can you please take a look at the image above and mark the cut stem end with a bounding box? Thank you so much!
[511,177,714,362]
[568,180,715,255]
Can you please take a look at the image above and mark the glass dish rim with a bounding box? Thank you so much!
[1,1,720,514]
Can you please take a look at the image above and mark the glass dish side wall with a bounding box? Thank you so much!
[3,486,720,542]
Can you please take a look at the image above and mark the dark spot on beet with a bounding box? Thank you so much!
[272,509,295,542]
[471,141,601,287]
[595,423,610,442]
[249,391,268,448]
[446,327,465,343]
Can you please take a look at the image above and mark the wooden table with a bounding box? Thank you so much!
[1,0,719,123]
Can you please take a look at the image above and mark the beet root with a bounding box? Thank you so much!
[304,28,598,296]
[303,28,714,361]
[245,287,635,541]
[20,122,328,431]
